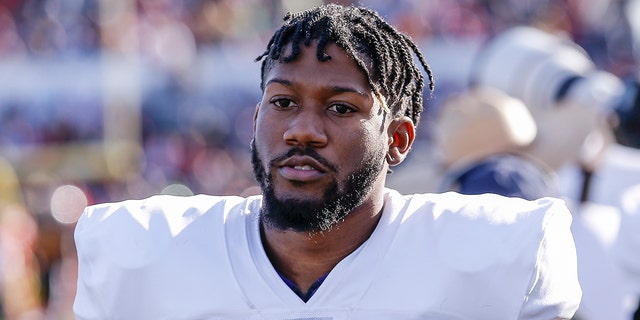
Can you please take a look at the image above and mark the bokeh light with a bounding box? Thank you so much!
[50,184,87,224]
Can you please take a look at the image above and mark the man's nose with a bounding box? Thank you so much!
[283,110,328,148]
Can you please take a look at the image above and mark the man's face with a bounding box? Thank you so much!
[251,42,391,232]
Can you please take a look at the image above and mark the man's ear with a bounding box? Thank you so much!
[387,116,415,166]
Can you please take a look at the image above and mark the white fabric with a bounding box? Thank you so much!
[567,202,630,320]
[557,144,640,318]
[588,144,640,207]
[73,189,581,320]
[614,185,640,295]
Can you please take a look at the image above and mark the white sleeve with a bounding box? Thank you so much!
[518,200,582,319]
[73,205,108,320]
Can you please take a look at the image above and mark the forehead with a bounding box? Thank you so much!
[263,42,373,92]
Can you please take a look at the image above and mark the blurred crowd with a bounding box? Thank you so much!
[0,0,638,319]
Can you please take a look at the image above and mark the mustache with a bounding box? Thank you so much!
[269,147,338,173]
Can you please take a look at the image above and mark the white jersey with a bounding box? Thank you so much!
[614,184,640,295]
[557,144,640,318]
[73,189,581,320]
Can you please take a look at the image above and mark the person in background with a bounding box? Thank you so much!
[433,85,633,320]
[432,86,554,201]
[73,4,581,319]
[0,156,44,319]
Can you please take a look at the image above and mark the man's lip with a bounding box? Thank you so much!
[277,156,329,182]
[279,156,328,173]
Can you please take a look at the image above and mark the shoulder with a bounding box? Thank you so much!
[77,194,256,232]
[74,194,261,263]
[383,189,581,317]
[385,189,575,272]
[386,188,572,229]
[73,194,263,318]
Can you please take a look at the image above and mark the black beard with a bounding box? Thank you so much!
[250,140,385,232]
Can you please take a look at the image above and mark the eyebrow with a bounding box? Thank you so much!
[265,78,369,97]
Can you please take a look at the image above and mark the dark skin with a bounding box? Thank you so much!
[252,42,415,295]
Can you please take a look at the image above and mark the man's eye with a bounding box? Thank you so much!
[328,104,354,114]
[272,98,296,109]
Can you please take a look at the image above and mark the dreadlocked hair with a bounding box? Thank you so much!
[255,4,434,127]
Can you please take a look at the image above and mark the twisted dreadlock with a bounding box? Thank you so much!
[255,4,434,127]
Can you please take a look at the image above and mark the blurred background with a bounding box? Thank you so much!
[0,0,639,319]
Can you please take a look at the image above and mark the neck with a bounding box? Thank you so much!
[260,195,384,295]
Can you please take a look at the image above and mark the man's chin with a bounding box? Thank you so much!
[271,181,333,201]
[260,183,343,232]
[261,198,333,232]
[273,191,323,204]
